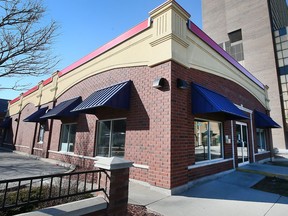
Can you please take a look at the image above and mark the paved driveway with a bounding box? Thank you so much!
[0,148,69,180]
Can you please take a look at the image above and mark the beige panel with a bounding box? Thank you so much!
[21,91,40,110]
[40,72,59,105]
[9,100,21,116]
[184,33,267,107]
[55,30,154,97]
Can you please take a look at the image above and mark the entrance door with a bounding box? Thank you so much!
[236,122,249,165]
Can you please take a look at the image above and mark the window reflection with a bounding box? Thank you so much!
[194,120,222,162]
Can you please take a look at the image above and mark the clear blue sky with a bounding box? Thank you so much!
[0,0,202,100]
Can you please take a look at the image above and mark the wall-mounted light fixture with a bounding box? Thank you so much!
[153,77,165,89]
[14,118,18,122]
[177,78,189,89]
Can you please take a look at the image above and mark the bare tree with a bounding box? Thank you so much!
[0,0,58,90]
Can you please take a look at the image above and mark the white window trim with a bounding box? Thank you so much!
[188,158,233,170]
[59,123,77,153]
[256,128,268,152]
[255,151,270,155]
[95,118,127,157]
[38,123,45,144]
[49,150,95,160]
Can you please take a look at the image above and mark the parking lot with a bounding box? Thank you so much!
[0,148,70,180]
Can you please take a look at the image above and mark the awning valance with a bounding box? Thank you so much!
[191,83,248,120]
[254,110,281,128]
[72,80,132,114]
[23,107,48,123]
[0,117,11,128]
[40,97,82,120]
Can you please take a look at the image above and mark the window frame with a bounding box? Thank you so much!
[228,29,242,44]
[95,118,127,158]
[38,123,45,144]
[59,123,77,153]
[3,128,9,143]
[194,118,224,164]
[256,128,268,152]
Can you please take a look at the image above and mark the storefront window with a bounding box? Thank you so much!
[194,120,223,162]
[38,123,45,143]
[96,119,126,157]
[256,129,267,152]
[59,124,77,153]
[3,129,9,143]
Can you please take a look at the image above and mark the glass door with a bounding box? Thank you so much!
[236,122,249,165]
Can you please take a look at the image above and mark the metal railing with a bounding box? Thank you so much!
[0,169,108,210]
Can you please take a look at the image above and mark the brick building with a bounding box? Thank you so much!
[2,1,280,193]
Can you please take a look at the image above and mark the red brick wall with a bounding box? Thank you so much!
[46,63,172,189]
[255,152,271,161]
[188,160,234,180]
[170,62,268,186]
[14,103,38,154]
[7,60,270,190]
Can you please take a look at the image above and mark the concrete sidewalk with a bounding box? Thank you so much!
[128,163,288,216]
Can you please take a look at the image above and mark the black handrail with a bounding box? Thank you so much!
[0,169,108,210]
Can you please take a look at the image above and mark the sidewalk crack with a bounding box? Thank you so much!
[264,195,282,216]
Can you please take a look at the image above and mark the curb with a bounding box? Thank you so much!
[237,167,288,180]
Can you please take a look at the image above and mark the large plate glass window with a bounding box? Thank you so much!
[96,119,126,157]
[194,120,223,162]
[38,123,45,143]
[256,128,267,152]
[59,124,77,153]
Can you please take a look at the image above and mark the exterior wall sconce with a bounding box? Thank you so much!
[177,78,189,89]
[15,118,18,122]
[153,77,165,89]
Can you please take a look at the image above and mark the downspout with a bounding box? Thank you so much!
[250,113,256,162]
[13,94,23,149]
[31,122,38,155]
[45,71,59,158]
[13,112,21,148]
[231,120,235,169]
[45,118,54,158]
[32,81,43,155]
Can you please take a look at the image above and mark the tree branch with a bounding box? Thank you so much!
[0,0,59,90]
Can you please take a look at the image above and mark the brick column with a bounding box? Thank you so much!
[95,157,133,216]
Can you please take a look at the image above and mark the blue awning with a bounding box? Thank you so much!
[191,83,248,120]
[0,117,11,128]
[40,97,82,120]
[72,80,132,113]
[23,107,48,122]
[254,110,281,128]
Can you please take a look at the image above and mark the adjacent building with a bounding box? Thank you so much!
[1,1,280,193]
[202,0,288,151]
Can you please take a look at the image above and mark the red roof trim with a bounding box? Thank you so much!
[187,20,265,89]
[9,96,20,105]
[43,77,53,86]
[10,19,150,104]
[23,85,39,97]
[58,19,150,77]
